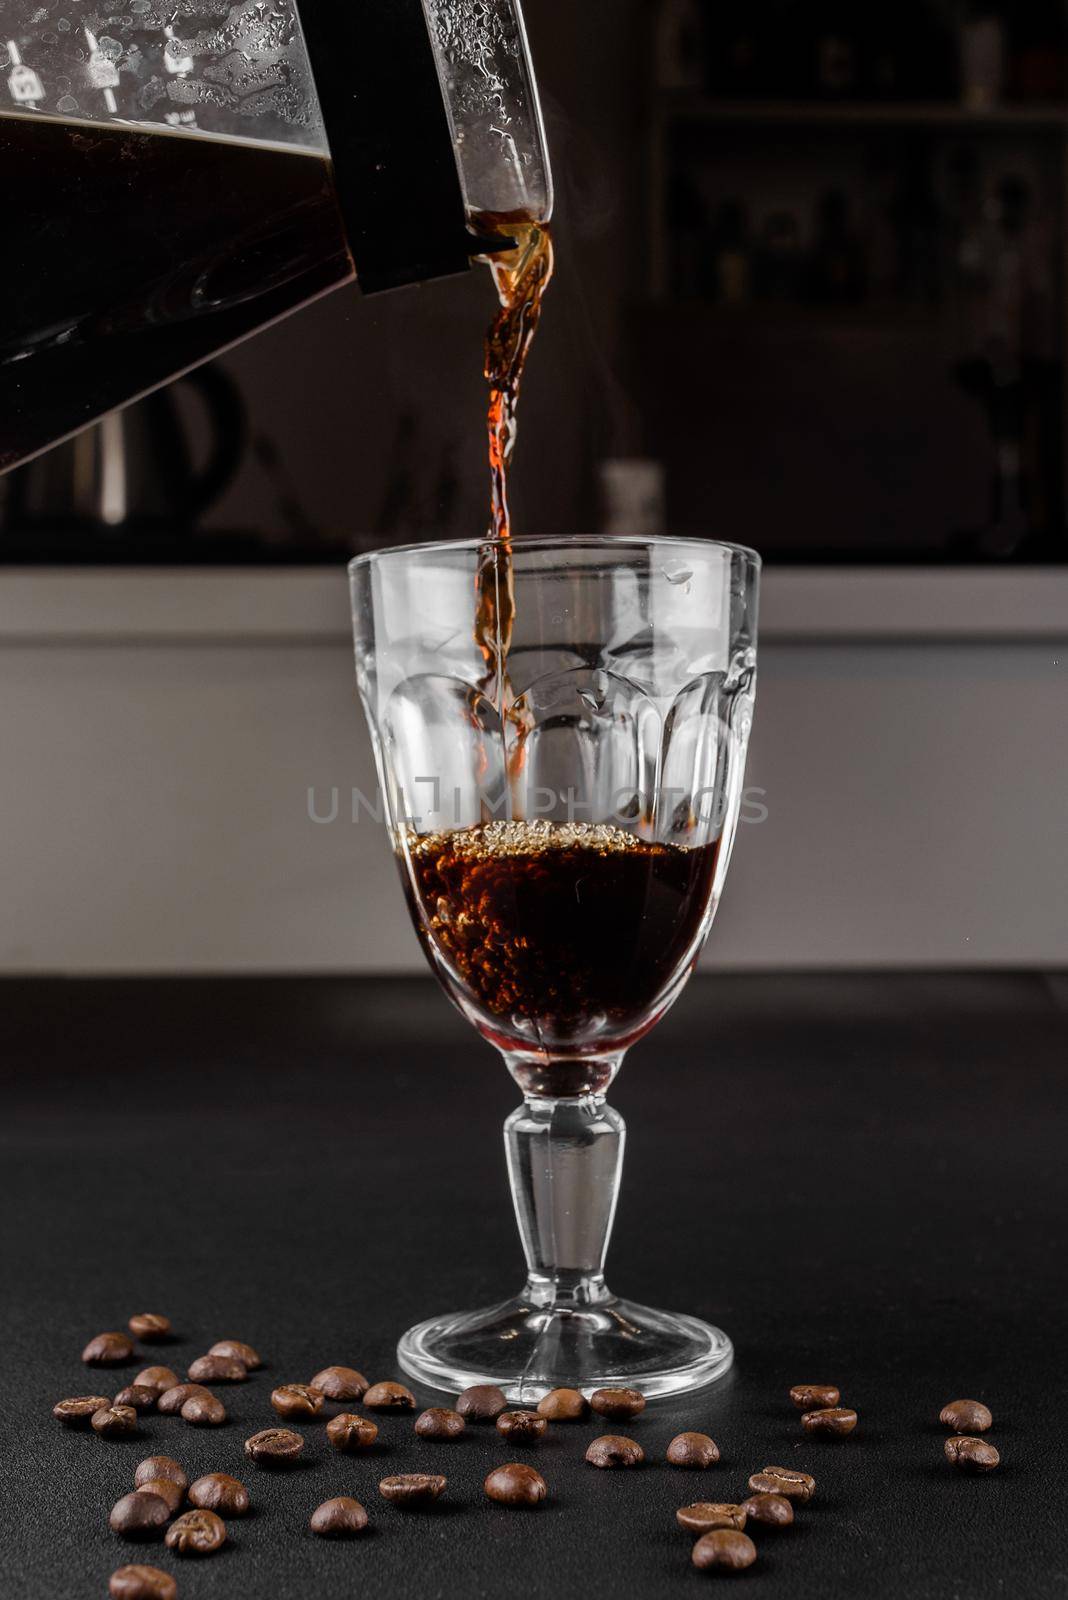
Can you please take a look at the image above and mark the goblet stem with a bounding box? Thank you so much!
[397,1072,732,1396]
[504,1091,626,1310]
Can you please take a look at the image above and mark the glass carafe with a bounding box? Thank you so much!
[0,0,552,472]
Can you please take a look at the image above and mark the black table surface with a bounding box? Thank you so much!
[2,972,1066,1600]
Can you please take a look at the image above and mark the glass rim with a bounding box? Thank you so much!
[348,533,762,575]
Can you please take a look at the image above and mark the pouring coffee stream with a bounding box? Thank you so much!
[473,214,555,719]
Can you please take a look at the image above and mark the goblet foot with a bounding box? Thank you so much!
[397,1292,733,1403]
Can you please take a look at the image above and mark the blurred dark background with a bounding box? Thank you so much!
[6,0,1068,565]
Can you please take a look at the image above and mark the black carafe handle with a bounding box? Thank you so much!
[172,365,248,524]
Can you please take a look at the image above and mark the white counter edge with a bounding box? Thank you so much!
[1,566,1066,642]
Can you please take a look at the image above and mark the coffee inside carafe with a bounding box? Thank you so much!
[0,110,353,473]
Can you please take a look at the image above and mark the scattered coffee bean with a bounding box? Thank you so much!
[748,1466,816,1502]
[245,1427,304,1464]
[180,1393,226,1427]
[309,1366,368,1401]
[109,1492,170,1539]
[415,1407,466,1441]
[379,1474,446,1505]
[589,1386,646,1421]
[165,1509,227,1556]
[134,1458,188,1495]
[945,1435,1000,1472]
[326,1413,379,1452]
[789,1383,840,1412]
[692,1529,757,1572]
[496,1409,547,1444]
[109,1565,176,1600]
[310,1497,369,1538]
[456,1383,508,1421]
[940,1399,993,1433]
[536,1387,588,1422]
[52,1395,111,1428]
[585,1434,644,1468]
[93,1405,139,1439]
[208,1339,261,1371]
[676,1503,747,1535]
[363,1380,416,1411]
[134,1368,180,1396]
[157,1385,211,1416]
[666,1432,720,1468]
[135,1480,184,1516]
[187,1355,246,1385]
[114,1387,159,1414]
[741,1493,794,1529]
[485,1463,549,1507]
[129,1315,171,1344]
[83,1332,134,1366]
[802,1406,858,1437]
[271,1383,324,1419]
[188,1474,249,1516]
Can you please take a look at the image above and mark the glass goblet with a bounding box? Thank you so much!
[350,535,759,1398]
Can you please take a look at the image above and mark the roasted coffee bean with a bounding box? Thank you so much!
[692,1529,758,1572]
[129,1315,171,1343]
[456,1383,508,1421]
[802,1406,858,1437]
[109,1492,170,1539]
[415,1407,466,1441]
[748,1466,816,1502]
[326,1412,379,1452]
[83,1332,134,1366]
[165,1509,226,1556]
[180,1393,226,1427]
[363,1380,416,1411]
[585,1434,644,1468]
[188,1474,249,1516]
[485,1463,549,1506]
[135,1479,184,1515]
[945,1434,1000,1472]
[109,1565,176,1600]
[589,1386,646,1421]
[52,1395,111,1428]
[310,1496,369,1538]
[93,1405,139,1438]
[157,1385,212,1416]
[789,1383,840,1412]
[208,1339,261,1371]
[676,1503,747,1535]
[187,1355,246,1384]
[741,1492,794,1529]
[309,1365,368,1401]
[134,1368,180,1396]
[666,1432,720,1468]
[135,1458,188,1494]
[496,1409,547,1444]
[536,1387,588,1422]
[270,1383,324,1419]
[379,1474,446,1505]
[940,1399,993,1433]
[245,1427,304,1464]
[114,1387,159,1414]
